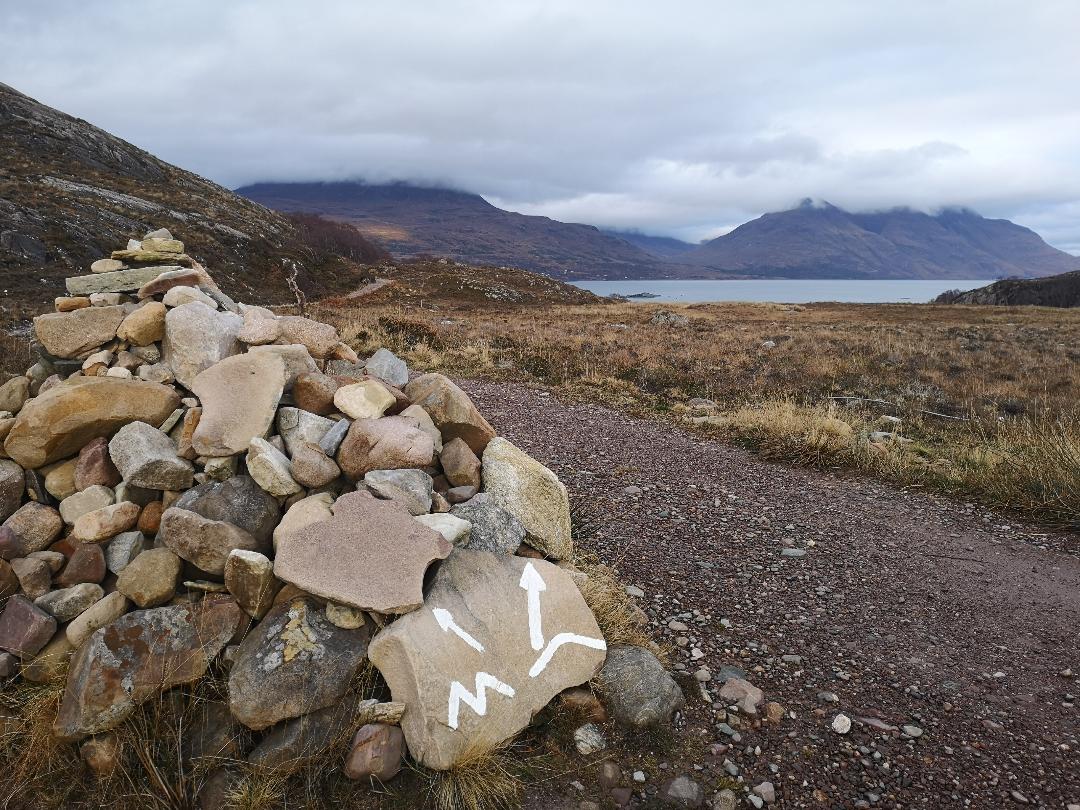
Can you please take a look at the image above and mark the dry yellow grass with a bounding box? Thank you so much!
[317,299,1080,528]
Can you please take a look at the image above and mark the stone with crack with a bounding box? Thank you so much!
[274,490,451,614]
[227,596,371,730]
[368,550,607,770]
[53,597,243,741]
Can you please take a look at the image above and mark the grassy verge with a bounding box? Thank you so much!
[316,299,1080,531]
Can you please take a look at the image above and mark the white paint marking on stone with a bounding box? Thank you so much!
[433,607,485,653]
[528,632,607,678]
[519,562,547,651]
[447,672,516,730]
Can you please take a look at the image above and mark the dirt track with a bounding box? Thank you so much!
[461,380,1080,810]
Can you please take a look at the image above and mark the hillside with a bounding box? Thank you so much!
[601,229,697,259]
[674,201,1080,280]
[935,269,1080,306]
[0,83,384,320]
[236,182,680,280]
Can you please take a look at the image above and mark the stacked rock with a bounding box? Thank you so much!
[0,229,682,788]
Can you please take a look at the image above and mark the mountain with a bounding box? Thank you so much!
[674,201,1080,280]
[236,182,677,280]
[602,229,697,259]
[934,270,1080,307]
[0,83,386,321]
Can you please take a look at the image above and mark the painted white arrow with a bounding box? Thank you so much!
[447,672,515,729]
[519,562,547,651]
[433,607,485,653]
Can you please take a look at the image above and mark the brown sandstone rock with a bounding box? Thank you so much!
[336,416,435,481]
[33,306,127,359]
[2,502,63,556]
[293,371,340,415]
[0,376,30,414]
[137,500,163,536]
[116,301,166,345]
[224,549,280,619]
[55,543,106,586]
[116,547,181,607]
[71,501,140,544]
[440,437,481,489]
[53,597,243,741]
[274,490,451,614]
[10,557,51,599]
[4,377,180,469]
[81,733,123,777]
[343,723,405,782]
[277,316,340,359]
[190,353,286,457]
[158,507,260,576]
[289,441,340,489]
[369,551,607,770]
[403,373,495,454]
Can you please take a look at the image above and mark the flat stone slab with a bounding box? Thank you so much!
[66,266,182,296]
[369,550,607,770]
[274,490,452,614]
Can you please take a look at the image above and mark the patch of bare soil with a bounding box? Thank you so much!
[461,381,1080,810]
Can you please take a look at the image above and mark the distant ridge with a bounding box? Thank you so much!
[240,184,1079,282]
[236,181,674,279]
[674,201,1080,280]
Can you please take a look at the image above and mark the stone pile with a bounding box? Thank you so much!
[0,230,683,790]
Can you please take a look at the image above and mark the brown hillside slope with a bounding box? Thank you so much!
[0,83,383,320]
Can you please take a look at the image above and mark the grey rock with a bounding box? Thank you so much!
[317,418,351,456]
[365,348,408,388]
[597,644,685,729]
[66,266,180,296]
[0,459,25,522]
[228,596,371,731]
[659,775,703,807]
[105,531,146,574]
[246,699,355,775]
[173,475,280,549]
[109,421,194,490]
[34,583,105,622]
[450,493,526,554]
[276,407,336,457]
[364,469,433,516]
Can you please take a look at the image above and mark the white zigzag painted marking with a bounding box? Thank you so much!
[528,632,607,678]
[447,671,516,729]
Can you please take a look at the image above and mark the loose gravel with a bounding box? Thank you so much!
[463,380,1080,810]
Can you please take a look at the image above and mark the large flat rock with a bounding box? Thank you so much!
[33,305,127,359]
[368,550,607,770]
[66,266,181,296]
[53,597,243,741]
[190,352,286,457]
[4,377,181,469]
[274,490,452,614]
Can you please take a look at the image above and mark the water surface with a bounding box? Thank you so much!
[571,279,996,303]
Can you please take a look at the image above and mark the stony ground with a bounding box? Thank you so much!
[461,380,1080,810]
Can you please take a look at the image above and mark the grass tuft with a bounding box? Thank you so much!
[426,744,524,810]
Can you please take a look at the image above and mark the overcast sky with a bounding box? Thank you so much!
[2,1,1079,250]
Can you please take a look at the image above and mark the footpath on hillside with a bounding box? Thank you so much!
[461,380,1080,810]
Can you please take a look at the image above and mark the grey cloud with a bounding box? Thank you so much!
[1,0,1078,251]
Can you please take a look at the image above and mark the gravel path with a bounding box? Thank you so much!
[461,380,1080,810]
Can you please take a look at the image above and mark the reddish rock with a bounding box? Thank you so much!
[75,437,122,491]
[56,543,107,586]
[0,558,19,599]
[135,501,162,536]
[53,597,243,741]
[336,416,435,481]
[293,371,340,416]
[343,723,405,782]
[81,733,123,777]
[274,490,451,614]
[0,594,57,659]
[2,502,63,556]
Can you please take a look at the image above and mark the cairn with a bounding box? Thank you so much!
[0,229,682,790]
